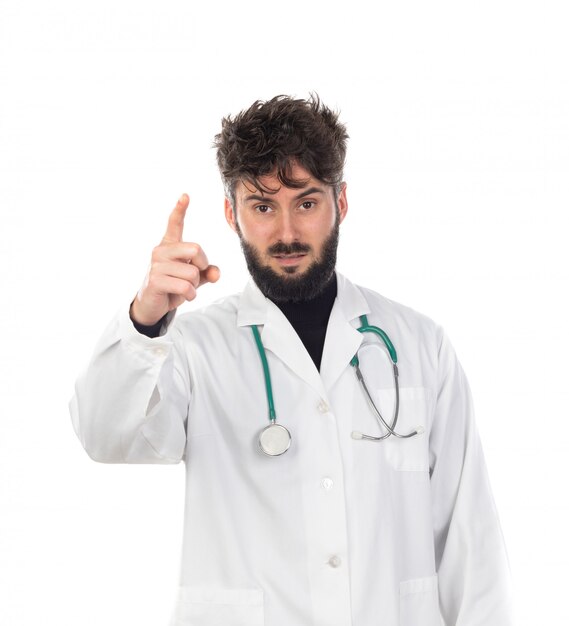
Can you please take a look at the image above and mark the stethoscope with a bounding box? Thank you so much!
[251,314,424,457]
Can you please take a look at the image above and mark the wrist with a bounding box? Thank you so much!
[129,299,162,327]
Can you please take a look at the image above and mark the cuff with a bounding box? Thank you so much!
[118,303,177,354]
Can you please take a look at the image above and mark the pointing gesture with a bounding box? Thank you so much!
[162,193,190,244]
[130,194,220,326]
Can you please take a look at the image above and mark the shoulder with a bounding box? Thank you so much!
[171,290,242,338]
[364,286,438,331]
[341,274,442,341]
[343,276,448,377]
[345,277,452,388]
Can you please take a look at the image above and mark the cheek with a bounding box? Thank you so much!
[307,215,337,242]
[238,222,273,248]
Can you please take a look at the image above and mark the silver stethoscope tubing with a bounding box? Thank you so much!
[349,315,423,442]
[251,315,423,457]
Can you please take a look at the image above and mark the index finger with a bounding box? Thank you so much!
[162,194,189,243]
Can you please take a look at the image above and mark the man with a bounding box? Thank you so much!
[71,95,513,625]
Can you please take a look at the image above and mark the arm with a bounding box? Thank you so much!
[429,330,514,625]
[70,306,190,463]
[69,194,219,464]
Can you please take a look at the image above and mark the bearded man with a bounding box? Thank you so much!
[71,95,513,626]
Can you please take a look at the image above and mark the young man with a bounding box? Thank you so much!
[71,95,513,626]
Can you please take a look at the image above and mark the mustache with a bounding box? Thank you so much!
[268,241,311,255]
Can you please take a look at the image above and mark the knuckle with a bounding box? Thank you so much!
[147,274,160,291]
[151,245,165,261]
[186,263,199,283]
[148,264,161,281]
[183,242,198,258]
[185,283,196,300]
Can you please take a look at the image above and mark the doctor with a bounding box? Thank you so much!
[71,95,513,625]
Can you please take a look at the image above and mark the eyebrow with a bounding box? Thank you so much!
[243,186,325,203]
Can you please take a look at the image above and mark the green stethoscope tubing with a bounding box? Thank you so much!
[251,315,421,452]
[251,324,276,422]
[350,314,398,366]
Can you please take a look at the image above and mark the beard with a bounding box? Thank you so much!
[237,219,340,303]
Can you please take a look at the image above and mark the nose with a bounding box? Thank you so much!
[275,208,300,243]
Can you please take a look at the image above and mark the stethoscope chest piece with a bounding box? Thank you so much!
[258,423,291,457]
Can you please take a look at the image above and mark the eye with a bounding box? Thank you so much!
[255,204,273,214]
[300,201,315,209]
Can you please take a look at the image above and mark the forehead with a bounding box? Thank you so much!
[235,163,325,200]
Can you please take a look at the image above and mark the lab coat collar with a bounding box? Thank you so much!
[320,273,370,391]
[237,272,370,397]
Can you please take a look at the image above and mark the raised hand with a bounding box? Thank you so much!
[130,194,220,326]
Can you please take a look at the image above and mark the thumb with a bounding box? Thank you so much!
[200,265,221,286]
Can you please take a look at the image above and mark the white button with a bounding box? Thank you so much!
[327,555,341,568]
[153,346,166,357]
[317,400,329,414]
[320,477,334,490]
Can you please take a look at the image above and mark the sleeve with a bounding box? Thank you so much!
[130,310,169,338]
[69,305,191,464]
[429,330,514,625]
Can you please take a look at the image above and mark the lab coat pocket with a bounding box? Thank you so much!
[171,587,264,626]
[378,387,431,472]
[399,575,442,626]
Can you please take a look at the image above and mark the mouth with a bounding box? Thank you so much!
[272,253,307,267]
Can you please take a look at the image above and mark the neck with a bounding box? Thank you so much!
[267,273,337,371]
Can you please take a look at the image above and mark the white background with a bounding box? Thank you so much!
[1,1,568,624]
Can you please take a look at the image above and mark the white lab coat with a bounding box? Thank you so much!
[70,273,513,626]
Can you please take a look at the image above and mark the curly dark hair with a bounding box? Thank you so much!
[213,94,348,206]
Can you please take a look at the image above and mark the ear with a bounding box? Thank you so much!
[224,197,238,232]
[337,182,348,224]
